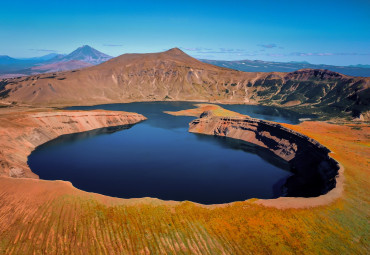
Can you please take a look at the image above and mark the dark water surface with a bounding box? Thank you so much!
[28,102,312,204]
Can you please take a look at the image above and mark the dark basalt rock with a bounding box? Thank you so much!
[199,110,214,118]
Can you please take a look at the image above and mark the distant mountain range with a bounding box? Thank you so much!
[200,59,370,77]
[0,45,112,78]
[29,60,93,74]
[1,48,369,120]
[48,45,112,65]
[1,45,369,78]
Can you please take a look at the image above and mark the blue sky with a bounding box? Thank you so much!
[1,0,369,65]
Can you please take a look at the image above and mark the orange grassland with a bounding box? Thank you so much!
[0,111,369,254]
[164,103,246,118]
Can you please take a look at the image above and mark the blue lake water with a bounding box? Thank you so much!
[28,102,313,204]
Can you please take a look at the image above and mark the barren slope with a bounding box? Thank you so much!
[0,110,146,178]
[1,48,369,118]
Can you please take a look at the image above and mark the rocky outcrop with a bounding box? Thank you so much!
[189,114,340,197]
[0,110,146,178]
[283,69,344,81]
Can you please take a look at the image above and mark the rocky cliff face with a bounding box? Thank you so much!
[189,114,340,197]
[0,48,368,118]
[0,110,146,178]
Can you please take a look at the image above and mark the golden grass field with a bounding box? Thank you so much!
[164,103,246,118]
[0,105,369,254]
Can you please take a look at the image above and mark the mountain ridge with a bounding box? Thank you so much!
[0,48,369,119]
[200,59,370,77]
[49,45,112,65]
[0,45,112,76]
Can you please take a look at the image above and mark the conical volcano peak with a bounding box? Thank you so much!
[62,45,112,65]
[165,47,187,56]
[71,45,104,55]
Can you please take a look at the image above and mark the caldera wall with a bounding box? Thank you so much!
[189,114,340,197]
[0,110,146,178]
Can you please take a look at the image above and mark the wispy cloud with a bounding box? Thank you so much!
[258,43,278,49]
[334,52,370,56]
[290,52,334,56]
[181,47,251,55]
[103,44,123,47]
[181,47,212,52]
[29,48,58,53]
[267,54,285,57]
[289,52,370,57]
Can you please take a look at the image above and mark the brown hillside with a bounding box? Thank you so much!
[0,48,369,117]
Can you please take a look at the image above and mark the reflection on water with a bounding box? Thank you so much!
[40,125,134,148]
[28,102,311,204]
[68,101,315,125]
[217,104,316,124]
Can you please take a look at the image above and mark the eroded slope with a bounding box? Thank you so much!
[0,110,146,178]
[1,49,369,119]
